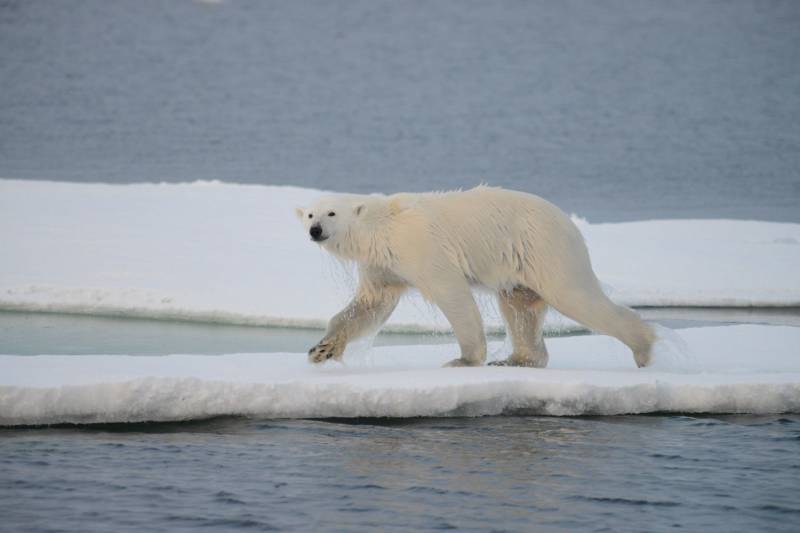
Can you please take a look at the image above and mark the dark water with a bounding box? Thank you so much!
[1,0,799,222]
[2,416,799,532]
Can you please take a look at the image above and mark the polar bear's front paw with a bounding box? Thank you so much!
[308,337,345,364]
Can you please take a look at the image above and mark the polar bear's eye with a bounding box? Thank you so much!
[308,213,313,219]
[328,211,336,217]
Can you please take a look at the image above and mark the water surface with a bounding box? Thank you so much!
[2,416,798,532]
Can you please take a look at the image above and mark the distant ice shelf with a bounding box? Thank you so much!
[1,179,799,333]
[1,325,798,425]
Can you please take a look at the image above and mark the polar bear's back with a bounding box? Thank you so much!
[391,186,592,293]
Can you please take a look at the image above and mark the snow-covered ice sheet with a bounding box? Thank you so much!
[1,180,799,333]
[1,325,799,425]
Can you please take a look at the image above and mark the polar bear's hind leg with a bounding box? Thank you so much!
[543,281,655,368]
[491,287,549,368]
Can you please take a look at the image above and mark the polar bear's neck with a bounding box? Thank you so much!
[327,225,396,270]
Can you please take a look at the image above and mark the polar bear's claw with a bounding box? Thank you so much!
[308,337,344,364]
[443,358,483,368]
[488,355,548,368]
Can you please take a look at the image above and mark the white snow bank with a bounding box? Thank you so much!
[1,180,799,334]
[1,325,798,425]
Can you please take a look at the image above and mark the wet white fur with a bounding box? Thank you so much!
[296,186,655,367]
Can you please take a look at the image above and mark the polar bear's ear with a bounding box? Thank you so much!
[387,198,407,216]
[354,204,366,216]
[294,207,304,220]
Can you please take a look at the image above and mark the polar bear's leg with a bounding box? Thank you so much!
[308,283,405,363]
[543,281,655,368]
[492,287,549,367]
[419,277,487,367]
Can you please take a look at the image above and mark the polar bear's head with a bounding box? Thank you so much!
[295,194,385,257]
[295,195,361,244]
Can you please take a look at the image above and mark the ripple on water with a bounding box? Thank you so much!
[755,505,800,515]
[648,453,686,460]
[213,491,246,505]
[165,515,278,530]
[571,496,682,508]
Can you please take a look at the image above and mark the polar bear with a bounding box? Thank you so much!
[296,186,655,368]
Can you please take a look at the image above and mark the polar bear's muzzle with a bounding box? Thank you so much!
[309,223,327,242]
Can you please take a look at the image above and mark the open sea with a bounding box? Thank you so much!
[2,1,799,531]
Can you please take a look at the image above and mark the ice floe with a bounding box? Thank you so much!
[1,325,798,425]
[1,180,798,333]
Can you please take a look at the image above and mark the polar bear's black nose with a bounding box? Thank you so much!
[309,224,323,240]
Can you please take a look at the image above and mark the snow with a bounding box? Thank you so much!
[1,180,799,334]
[1,180,798,423]
[1,325,799,425]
